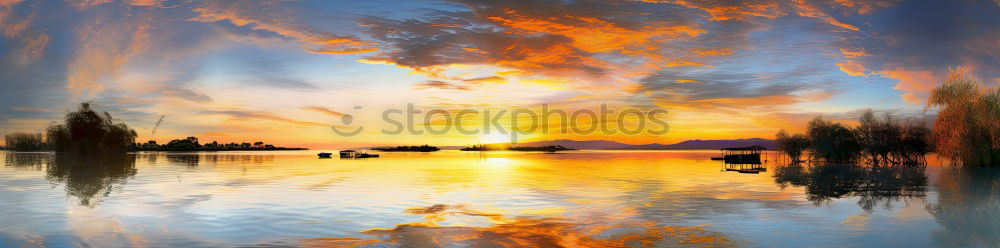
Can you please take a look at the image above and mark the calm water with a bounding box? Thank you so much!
[0,150,997,247]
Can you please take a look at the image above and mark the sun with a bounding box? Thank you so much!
[479,133,512,144]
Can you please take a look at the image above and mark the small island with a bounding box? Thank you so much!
[371,145,440,152]
[461,144,574,152]
[509,145,574,152]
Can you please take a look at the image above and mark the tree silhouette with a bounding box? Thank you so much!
[47,103,137,156]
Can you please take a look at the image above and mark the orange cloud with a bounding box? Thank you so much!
[691,48,734,56]
[839,48,870,58]
[495,42,609,76]
[0,7,31,37]
[664,59,705,67]
[648,0,784,21]
[66,15,155,96]
[413,81,470,91]
[463,76,508,84]
[359,2,715,83]
[880,68,940,104]
[837,60,867,77]
[0,0,26,6]
[832,0,901,15]
[0,7,49,66]
[792,0,860,31]
[488,11,703,54]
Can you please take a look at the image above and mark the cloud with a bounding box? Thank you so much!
[480,5,703,54]
[791,0,859,31]
[0,0,26,7]
[692,48,734,56]
[188,1,377,55]
[846,0,1000,103]
[839,48,870,58]
[65,10,156,97]
[155,86,213,103]
[8,106,60,114]
[837,60,867,77]
[1,5,49,66]
[357,0,717,80]
[413,80,470,91]
[644,0,785,21]
[880,68,940,104]
[830,0,901,15]
[634,62,839,111]
[232,58,320,89]
[462,76,507,84]
[360,13,610,78]
[200,109,328,127]
[301,106,345,117]
[663,58,706,67]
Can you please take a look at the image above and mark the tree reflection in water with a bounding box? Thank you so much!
[160,154,275,167]
[772,162,928,213]
[928,166,1000,247]
[44,153,137,207]
[167,154,201,167]
[4,152,49,171]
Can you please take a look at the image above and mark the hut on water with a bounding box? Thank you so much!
[339,150,380,159]
[720,146,765,164]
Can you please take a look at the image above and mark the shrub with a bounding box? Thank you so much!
[807,116,862,162]
[776,130,810,161]
[47,103,137,155]
[3,132,45,151]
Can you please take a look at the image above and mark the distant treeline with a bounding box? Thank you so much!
[134,137,307,151]
[2,103,304,153]
[776,68,1000,167]
[372,145,439,152]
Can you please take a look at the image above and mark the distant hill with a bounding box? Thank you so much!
[510,139,631,150]
[624,138,777,150]
[439,140,627,150]
[438,138,776,150]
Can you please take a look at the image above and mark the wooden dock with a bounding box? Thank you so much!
[720,146,765,164]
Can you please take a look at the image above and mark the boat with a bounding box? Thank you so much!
[710,157,725,160]
[317,152,333,158]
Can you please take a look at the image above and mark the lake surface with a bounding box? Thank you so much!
[0,150,997,247]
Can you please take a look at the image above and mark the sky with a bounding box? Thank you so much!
[0,0,998,148]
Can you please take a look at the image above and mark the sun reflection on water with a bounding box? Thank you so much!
[0,150,996,247]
